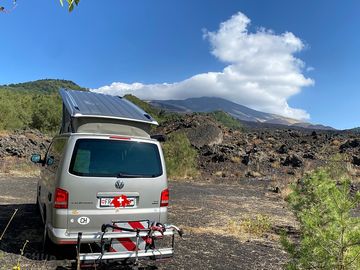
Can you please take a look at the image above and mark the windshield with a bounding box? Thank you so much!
[69,139,163,177]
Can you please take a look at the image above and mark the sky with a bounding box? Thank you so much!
[0,0,359,129]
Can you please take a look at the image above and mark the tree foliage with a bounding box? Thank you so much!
[59,0,80,12]
[0,79,85,93]
[283,168,360,270]
[0,79,85,133]
[0,0,17,13]
[1,0,80,13]
[0,90,62,133]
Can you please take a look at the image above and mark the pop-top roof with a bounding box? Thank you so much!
[59,89,158,126]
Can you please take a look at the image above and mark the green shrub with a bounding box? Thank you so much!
[283,168,360,270]
[30,94,62,133]
[208,111,243,130]
[162,132,198,179]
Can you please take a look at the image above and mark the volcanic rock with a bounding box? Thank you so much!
[277,144,288,154]
[303,152,316,160]
[0,129,50,159]
[282,154,303,168]
[353,156,360,166]
[186,123,223,148]
[340,139,360,151]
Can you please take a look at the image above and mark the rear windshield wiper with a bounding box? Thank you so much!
[116,172,154,178]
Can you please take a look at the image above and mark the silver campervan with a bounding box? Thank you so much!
[31,89,178,263]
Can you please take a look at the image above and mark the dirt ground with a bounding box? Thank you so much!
[0,176,296,269]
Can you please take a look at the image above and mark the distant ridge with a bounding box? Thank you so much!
[150,97,335,130]
[0,79,87,93]
[347,127,360,133]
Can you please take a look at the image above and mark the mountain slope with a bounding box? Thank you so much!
[150,97,277,122]
[150,97,335,130]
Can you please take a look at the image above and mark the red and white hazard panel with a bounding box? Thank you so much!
[109,221,149,252]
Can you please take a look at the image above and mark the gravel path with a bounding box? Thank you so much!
[0,176,294,269]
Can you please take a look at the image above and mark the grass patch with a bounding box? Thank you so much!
[228,215,272,237]
[230,156,241,163]
[0,130,11,137]
[240,215,272,236]
[182,214,273,241]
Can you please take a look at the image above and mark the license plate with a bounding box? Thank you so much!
[100,197,136,208]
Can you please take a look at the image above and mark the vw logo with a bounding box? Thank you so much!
[115,180,125,190]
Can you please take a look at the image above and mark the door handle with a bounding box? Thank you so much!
[48,192,52,202]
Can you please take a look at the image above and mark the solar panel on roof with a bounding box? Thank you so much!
[59,89,158,126]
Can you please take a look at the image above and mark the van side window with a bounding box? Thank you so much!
[46,138,68,173]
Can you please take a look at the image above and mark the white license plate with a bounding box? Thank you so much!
[100,197,136,207]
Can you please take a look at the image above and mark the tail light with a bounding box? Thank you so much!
[160,188,169,207]
[54,188,68,209]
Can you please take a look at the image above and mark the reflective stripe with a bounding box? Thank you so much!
[110,221,148,252]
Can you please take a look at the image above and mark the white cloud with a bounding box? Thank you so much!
[306,66,315,72]
[93,12,314,120]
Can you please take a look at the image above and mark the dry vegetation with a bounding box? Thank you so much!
[0,157,40,177]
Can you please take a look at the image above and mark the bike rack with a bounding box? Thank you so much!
[75,223,182,269]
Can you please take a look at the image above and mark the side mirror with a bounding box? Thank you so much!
[46,156,55,166]
[31,154,41,163]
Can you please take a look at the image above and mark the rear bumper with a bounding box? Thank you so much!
[49,207,168,245]
[47,225,103,244]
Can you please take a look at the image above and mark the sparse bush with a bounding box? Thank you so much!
[230,156,241,163]
[162,132,198,179]
[283,168,360,270]
[241,215,272,236]
[228,214,272,237]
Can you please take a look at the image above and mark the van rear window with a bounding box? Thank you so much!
[69,139,163,177]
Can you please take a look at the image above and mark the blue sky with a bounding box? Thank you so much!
[1,0,359,129]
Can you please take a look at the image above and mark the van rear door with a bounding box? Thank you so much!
[63,137,167,233]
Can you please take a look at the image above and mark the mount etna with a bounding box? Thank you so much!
[150,97,334,130]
